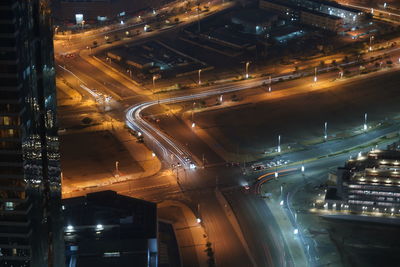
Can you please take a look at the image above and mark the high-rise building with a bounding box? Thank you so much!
[0,1,64,266]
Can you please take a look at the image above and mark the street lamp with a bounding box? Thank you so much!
[301,165,305,172]
[369,35,374,51]
[324,121,328,140]
[115,161,119,177]
[198,69,202,85]
[364,113,368,131]
[314,67,318,83]
[268,76,272,92]
[245,61,250,79]
[277,134,281,153]
[192,122,196,128]
[152,75,157,91]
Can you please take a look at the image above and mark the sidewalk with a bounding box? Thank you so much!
[266,198,308,267]
[158,200,209,267]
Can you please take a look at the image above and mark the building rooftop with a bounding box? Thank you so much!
[63,191,158,267]
[232,8,278,24]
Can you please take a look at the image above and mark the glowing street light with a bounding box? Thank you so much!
[324,121,328,140]
[198,69,202,85]
[313,67,318,82]
[152,75,157,91]
[192,122,196,128]
[196,218,201,223]
[275,172,279,178]
[152,152,156,157]
[280,200,284,206]
[301,165,305,172]
[293,228,299,235]
[369,35,374,51]
[364,113,368,131]
[277,134,281,153]
[268,76,272,92]
[115,161,119,177]
[245,61,250,79]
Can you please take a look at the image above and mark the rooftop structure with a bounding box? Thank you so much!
[63,190,158,267]
[231,8,279,34]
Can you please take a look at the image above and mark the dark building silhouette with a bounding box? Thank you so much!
[0,0,64,266]
[63,191,158,267]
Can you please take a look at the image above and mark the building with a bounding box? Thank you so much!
[289,0,364,23]
[231,8,279,35]
[260,0,363,31]
[259,0,299,21]
[325,148,400,217]
[63,191,158,267]
[300,9,343,32]
[52,0,172,23]
[0,0,65,266]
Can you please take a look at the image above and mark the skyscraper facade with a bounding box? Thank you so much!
[0,1,64,266]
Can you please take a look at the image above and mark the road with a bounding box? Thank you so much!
[55,3,400,266]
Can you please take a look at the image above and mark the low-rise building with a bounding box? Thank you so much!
[325,149,400,217]
[300,9,343,32]
[231,8,279,34]
[63,191,158,267]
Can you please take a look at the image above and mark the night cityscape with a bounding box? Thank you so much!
[2,0,400,266]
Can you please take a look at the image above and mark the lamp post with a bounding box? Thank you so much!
[364,113,368,131]
[277,135,281,153]
[245,62,250,79]
[314,67,318,83]
[152,75,157,92]
[369,35,374,51]
[198,69,202,85]
[268,76,272,92]
[115,161,119,177]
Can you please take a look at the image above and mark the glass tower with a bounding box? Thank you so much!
[0,0,65,266]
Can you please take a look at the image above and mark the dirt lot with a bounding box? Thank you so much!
[194,70,400,155]
[60,130,143,182]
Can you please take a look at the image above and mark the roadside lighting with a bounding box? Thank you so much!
[277,135,281,153]
[301,165,305,172]
[191,122,196,128]
[219,94,223,103]
[198,69,202,85]
[268,76,272,92]
[196,218,201,223]
[152,75,157,91]
[324,121,328,140]
[152,152,156,157]
[293,228,299,235]
[115,161,119,177]
[66,225,74,232]
[369,35,374,51]
[120,20,124,25]
[363,112,368,131]
[137,132,142,137]
[96,224,103,230]
[245,61,250,79]
[275,172,279,178]
[280,200,284,206]
[313,67,318,82]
